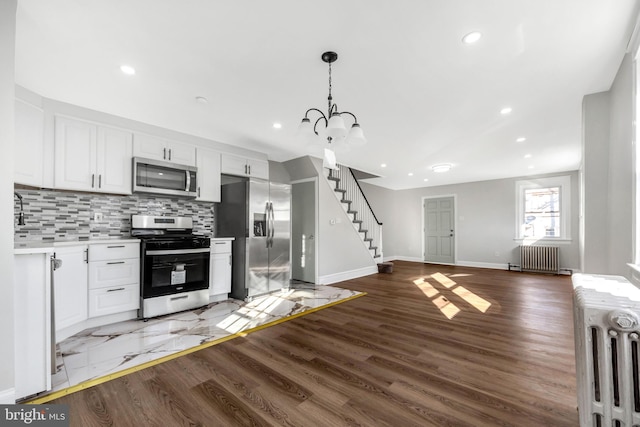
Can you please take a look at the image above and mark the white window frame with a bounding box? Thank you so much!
[515,175,571,242]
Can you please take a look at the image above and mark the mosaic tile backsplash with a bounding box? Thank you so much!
[14,189,215,242]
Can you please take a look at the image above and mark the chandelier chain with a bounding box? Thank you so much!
[328,61,333,117]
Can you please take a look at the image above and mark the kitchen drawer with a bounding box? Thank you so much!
[89,259,139,289]
[210,240,231,254]
[89,242,139,261]
[89,283,139,318]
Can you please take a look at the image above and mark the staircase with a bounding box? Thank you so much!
[327,165,383,260]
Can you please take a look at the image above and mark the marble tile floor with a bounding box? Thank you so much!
[49,284,363,396]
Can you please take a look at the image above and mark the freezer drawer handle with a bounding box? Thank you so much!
[170,295,189,301]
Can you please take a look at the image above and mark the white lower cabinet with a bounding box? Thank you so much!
[53,245,88,333]
[210,240,232,297]
[88,242,140,318]
[89,284,139,318]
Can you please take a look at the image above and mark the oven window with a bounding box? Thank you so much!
[137,163,188,191]
[143,252,210,297]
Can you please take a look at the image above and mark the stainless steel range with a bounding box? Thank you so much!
[131,215,210,319]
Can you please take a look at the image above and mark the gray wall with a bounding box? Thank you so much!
[362,171,581,271]
[582,52,635,277]
[1,0,16,401]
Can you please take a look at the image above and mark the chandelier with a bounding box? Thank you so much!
[297,51,366,150]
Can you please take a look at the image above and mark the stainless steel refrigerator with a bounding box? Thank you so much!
[216,176,291,300]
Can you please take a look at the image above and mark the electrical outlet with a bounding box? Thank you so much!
[94,212,103,222]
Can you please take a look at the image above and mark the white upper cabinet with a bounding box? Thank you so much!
[54,116,97,191]
[221,153,268,179]
[196,147,221,202]
[133,133,196,166]
[54,116,133,194]
[97,126,133,194]
[14,98,44,187]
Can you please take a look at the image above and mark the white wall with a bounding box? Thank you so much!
[582,53,635,277]
[362,171,581,271]
[0,0,17,402]
[283,156,377,283]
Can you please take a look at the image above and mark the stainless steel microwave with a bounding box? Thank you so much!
[132,157,197,198]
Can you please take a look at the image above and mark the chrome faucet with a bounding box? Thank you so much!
[14,192,25,226]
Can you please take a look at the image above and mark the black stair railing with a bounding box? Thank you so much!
[328,165,383,259]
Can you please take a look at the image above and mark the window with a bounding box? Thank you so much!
[516,176,571,241]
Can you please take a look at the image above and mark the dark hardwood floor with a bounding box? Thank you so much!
[51,261,579,426]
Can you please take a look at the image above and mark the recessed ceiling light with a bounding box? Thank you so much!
[195,96,208,104]
[462,31,482,44]
[273,123,282,129]
[432,164,452,173]
[524,154,532,159]
[381,163,387,168]
[528,165,535,169]
[500,107,512,115]
[516,137,526,142]
[408,172,414,176]
[120,64,136,75]
[423,178,429,182]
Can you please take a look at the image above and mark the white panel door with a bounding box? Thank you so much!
[14,98,44,187]
[424,197,455,264]
[96,126,133,194]
[133,133,167,161]
[196,147,221,202]
[210,252,232,295]
[291,180,316,283]
[221,153,249,176]
[166,140,196,166]
[53,245,88,333]
[54,116,97,191]
[247,158,269,179]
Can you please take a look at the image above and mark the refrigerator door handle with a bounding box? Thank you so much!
[269,202,275,248]
[265,202,270,248]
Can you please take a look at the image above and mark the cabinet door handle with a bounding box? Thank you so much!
[91,174,95,188]
[248,164,251,175]
[107,261,125,265]
[229,254,232,265]
[168,149,172,160]
[163,148,167,160]
[107,287,125,292]
[84,249,88,263]
[99,174,102,188]
[107,245,125,249]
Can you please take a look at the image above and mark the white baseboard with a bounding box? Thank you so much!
[384,255,423,263]
[457,260,509,270]
[0,387,15,404]
[319,265,378,285]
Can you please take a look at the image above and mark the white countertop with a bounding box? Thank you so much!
[14,238,140,255]
[211,237,235,241]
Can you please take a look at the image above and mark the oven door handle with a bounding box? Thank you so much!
[146,248,211,255]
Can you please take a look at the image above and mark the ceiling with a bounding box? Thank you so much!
[14,0,640,190]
